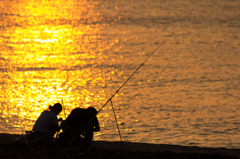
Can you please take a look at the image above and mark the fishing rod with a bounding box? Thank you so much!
[68,39,166,145]
[110,99,123,147]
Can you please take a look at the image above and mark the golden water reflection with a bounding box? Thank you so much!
[0,0,122,134]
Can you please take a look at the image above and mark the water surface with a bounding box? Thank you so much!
[0,0,240,148]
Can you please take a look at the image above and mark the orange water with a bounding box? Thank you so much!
[0,0,239,148]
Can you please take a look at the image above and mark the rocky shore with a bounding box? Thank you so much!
[0,133,239,159]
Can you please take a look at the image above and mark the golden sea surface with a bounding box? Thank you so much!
[0,0,240,148]
[0,0,116,131]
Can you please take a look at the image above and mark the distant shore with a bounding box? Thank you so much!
[0,133,239,159]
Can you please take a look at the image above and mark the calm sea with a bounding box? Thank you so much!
[0,0,239,149]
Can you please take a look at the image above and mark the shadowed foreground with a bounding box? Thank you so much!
[0,134,239,159]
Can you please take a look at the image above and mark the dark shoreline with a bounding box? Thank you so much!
[0,133,239,159]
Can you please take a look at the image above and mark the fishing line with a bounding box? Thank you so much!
[68,39,166,145]
[110,99,123,147]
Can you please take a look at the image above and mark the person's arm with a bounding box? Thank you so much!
[93,124,100,132]
[93,117,100,132]
[49,113,61,132]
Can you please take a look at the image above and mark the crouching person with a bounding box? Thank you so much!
[29,103,62,144]
[60,106,100,146]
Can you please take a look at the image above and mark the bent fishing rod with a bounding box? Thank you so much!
[68,39,166,145]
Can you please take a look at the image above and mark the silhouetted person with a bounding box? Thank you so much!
[61,106,100,146]
[31,103,62,143]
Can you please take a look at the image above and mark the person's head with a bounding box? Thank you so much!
[49,103,62,115]
[87,106,98,115]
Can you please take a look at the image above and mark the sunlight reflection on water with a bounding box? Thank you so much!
[0,0,113,132]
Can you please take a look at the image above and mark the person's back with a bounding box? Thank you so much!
[61,107,99,146]
[32,110,58,132]
[65,108,96,128]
